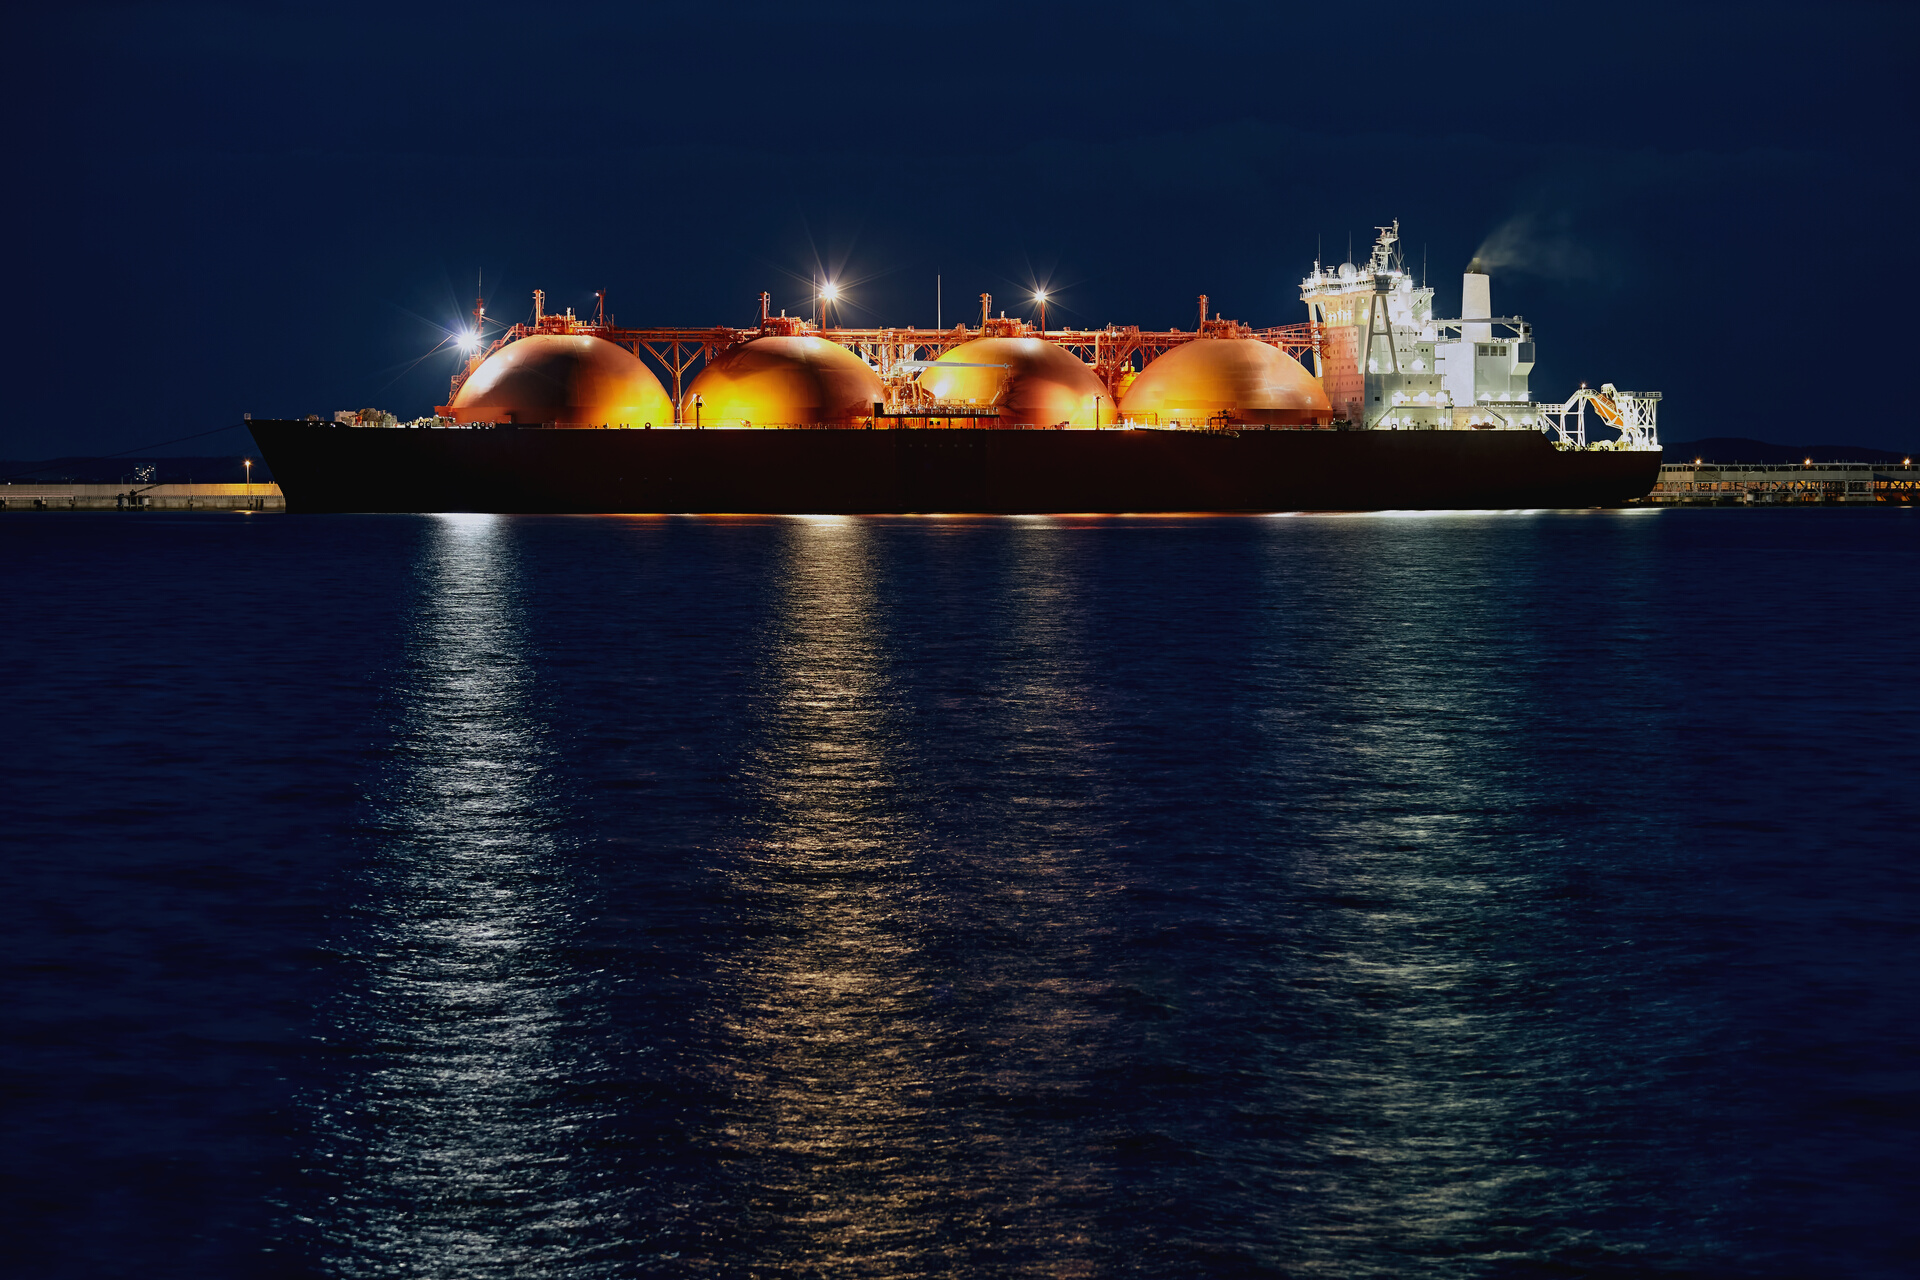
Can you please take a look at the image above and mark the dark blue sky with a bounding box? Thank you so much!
[12,1,1915,455]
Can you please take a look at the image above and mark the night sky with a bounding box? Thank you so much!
[13,1,1915,458]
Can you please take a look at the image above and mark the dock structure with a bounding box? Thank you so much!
[1643,461,1918,505]
[15,466,1914,512]
[0,483,283,511]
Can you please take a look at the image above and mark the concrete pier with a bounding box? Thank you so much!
[0,483,284,511]
[1642,461,1917,505]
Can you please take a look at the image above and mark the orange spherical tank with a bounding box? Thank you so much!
[683,336,884,427]
[1119,338,1331,427]
[917,338,1109,428]
[449,334,675,426]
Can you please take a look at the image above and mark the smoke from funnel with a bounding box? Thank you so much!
[1467,212,1598,280]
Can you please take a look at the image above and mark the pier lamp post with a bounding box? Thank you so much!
[818,281,838,331]
[1034,290,1048,335]
[244,458,251,488]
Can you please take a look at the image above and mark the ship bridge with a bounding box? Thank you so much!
[1301,222,1658,449]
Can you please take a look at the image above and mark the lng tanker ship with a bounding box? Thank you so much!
[250,223,1663,512]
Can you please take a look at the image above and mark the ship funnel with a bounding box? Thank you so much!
[1462,269,1491,343]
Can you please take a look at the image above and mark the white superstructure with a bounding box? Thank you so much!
[1300,221,1658,450]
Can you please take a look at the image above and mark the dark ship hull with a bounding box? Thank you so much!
[248,421,1660,513]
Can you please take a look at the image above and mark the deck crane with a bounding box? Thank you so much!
[1535,383,1662,451]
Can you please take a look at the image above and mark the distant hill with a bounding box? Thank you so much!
[1663,438,1911,465]
[0,456,275,484]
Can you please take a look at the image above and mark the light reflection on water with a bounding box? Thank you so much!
[1257,537,1561,1268]
[1225,525,1693,1272]
[714,516,929,1263]
[704,517,1128,1274]
[307,514,605,1277]
[253,511,1912,1278]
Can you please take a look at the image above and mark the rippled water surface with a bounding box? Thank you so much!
[4,510,1916,1278]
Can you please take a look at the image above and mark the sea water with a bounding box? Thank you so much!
[4,510,1915,1278]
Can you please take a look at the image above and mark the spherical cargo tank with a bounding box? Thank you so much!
[684,335,884,427]
[916,338,1108,428]
[448,334,675,426]
[1119,338,1331,427]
